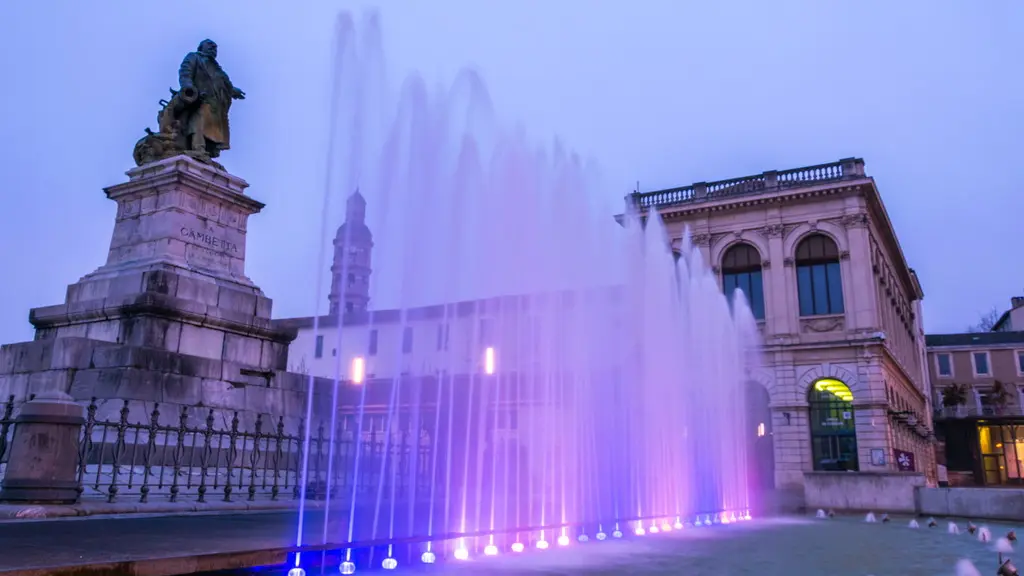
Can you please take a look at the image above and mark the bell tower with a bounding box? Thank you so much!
[328,190,373,315]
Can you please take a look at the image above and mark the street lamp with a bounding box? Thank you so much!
[350,356,365,384]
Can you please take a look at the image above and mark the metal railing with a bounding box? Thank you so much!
[630,159,860,210]
[934,404,1024,419]
[0,395,435,504]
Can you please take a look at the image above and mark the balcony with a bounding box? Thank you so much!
[629,157,866,210]
[934,404,1024,420]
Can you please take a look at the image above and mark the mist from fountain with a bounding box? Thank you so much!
[292,10,763,572]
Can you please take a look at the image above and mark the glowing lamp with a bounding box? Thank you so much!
[634,527,646,536]
[557,534,570,546]
[674,521,684,530]
[612,530,623,538]
[381,557,397,570]
[288,569,306,576]
[577,534,589,543]
[536,540,549,550]
[339,561,356,575]
[420,551,436,564]
[649,526,659,534]
[511,542,525,553]
[484,347,496,375]
[661,523,672,532]
[596,532,607,541]
[484,544,498,556]
[350,356,365,384]
[453,547,469,561]
[744,511,752,520]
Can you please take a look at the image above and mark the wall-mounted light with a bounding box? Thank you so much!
[350,356,365,385]
[484,347,496,376]
[757,422,766,437]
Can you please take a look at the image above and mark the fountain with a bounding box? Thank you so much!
[285,9,763,574]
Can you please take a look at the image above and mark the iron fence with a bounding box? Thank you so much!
[0,395,436,504]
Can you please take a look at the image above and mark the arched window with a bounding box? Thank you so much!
[795,234,844,316]
[808,378,859,471]
[721,243,765,320]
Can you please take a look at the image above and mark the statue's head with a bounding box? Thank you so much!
[197,39,218,59]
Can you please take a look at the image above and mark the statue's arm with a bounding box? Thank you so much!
[178,53,198,90]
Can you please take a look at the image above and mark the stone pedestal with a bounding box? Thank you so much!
[0,156,325,432]
[0,392,85,503]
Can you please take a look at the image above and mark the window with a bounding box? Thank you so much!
[345,302,354,313]
[347,273,355,287]
[314,335,324,359]
[795,234,845,316]
[936,353,953,378]
[721,243,765,320]
[436,323,450,351]
[479,318,493,345]
[402,326,414,354]
[368,329,378,356]
[1017,351,1024,376]
[972,351,991,376]
[808,378,859,471]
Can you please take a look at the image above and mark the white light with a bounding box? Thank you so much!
[536,540,549,550]
[339,562,356,575]
[635,527,646,536]
[577,534,589,543]
[661,523,672,532]
[696,519,704,527]
[649,526,660,534]
[484,347,496,375]
[420,552,436,564]
[744,511,752,520]
[612,530,623,538]
[674,521,684,530]
[454,547,469,561]
[381,558,397,570]
[757,422,765,437]
[484,544,498,556]
[557,534,570,546]
[288,569,306,576]
[350,357,365,384]
[511,542,525,553]
[596,532,607,541]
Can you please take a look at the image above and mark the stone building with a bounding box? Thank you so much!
[277,157,937,508]
[630,158,934,503]
[927,327,1024,486]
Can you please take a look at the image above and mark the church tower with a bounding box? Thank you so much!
[328,191,373,315]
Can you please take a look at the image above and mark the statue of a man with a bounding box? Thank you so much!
[177,39,246,158]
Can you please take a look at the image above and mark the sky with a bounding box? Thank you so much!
[0,0,1021,346]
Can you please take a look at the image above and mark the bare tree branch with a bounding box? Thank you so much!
[966,306,1001,332]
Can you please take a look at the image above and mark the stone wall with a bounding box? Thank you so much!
[803,471,925,513]
[916,487,1024,521]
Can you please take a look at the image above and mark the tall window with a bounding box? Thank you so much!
[402,326,414,354]
[936,353,953,377]
[808,378,859,471]
[721,243,765,320]
[436,323,450,351]
[368,329,378,356]
[314,335,324,359]
[972,351,991,376]
[795,234,845,316]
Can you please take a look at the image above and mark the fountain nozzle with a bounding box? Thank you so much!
[998,558,1019,576]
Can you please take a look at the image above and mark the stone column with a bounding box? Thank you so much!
[0,392,85,504]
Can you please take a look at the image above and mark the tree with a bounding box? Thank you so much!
[967,306,1001,332]
[941,383,967,408]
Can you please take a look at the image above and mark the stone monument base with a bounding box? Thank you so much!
[0,156,327,428]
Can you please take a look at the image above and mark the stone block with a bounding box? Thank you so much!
[67,368,123,400]
[201,379,246,411]
[85,320,121,342]
[0,374,30,402]
[174,275,220,307]
[49,338,98,370]
[160,373,205,406]
[141,269,179,296]
[222,333,263,367]
[262,341,288,371]
[178,324,225,360]
[217,287,258,316]
[118,315,182,351]
[255,296,273,319]
[27,370,74,395]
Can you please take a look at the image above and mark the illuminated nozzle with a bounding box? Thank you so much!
[381,558,397,570]
[511,542,525,553]
[661,523,672,532]
[722,514,731,525]
[339,562,356,575]
[557,534,570,546]
[288,569,306,576]
[484,346,496,375]
[674,520,684,530]
[536,540,549,550]
[612,530,623,538]
[350,356,365,384]
[420,552,436,564]
[634,527,646,536]
[484,544,498,556]
[649,526,659,534]
[453,547,469,561]
[744,511,752,520]
[596,532,607,541]
[695,518,704,527]
[577,534,589,543]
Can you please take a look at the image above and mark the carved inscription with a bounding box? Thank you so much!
[180,227,238,253]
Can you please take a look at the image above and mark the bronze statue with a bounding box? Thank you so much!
[133,39,246,168]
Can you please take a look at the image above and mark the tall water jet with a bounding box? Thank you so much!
[296,10,764,570]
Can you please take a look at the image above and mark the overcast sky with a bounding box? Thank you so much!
[0,0,1021,345]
